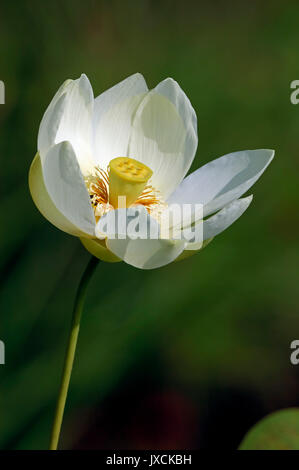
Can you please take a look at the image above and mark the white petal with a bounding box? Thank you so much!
[186,195,253,250]
[42,141,95,236]
[29,153,86,237]
[38,74,94,175]
[168,149,274,216]
[128,78,198,199]
[38,79,70,156]
[107,237,186,270]
[97,205,186,269]
[80,237,121,263]
[93,73,148,169]
[176,238,214,260]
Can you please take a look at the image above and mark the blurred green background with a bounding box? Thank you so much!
[0,0,298,450]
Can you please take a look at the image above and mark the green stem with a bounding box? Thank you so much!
[49,256,99,450]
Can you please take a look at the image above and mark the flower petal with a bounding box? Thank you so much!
[175,238,213,262]
[42,141,95,236]
[96,205,186,269]
[168,149,274,216]
[128,78,198,199]
[38,79,70,156]
[80,237,121,263]
[93,73,148,169]
[185,195,253,250]
[107,237,186,270]
[29,153,86,236]
[38,74,94,175]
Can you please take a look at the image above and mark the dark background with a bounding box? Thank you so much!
[0,0,298,449]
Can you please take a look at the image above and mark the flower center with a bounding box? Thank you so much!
[85,157,166,220]
[108,157,153,208]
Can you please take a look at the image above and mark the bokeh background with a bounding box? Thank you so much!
[0,0,298,450]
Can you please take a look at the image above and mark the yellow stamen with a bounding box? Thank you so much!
[85,160,165,220]
[108,157,153,208]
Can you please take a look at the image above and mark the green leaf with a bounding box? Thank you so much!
[239,408,299,450]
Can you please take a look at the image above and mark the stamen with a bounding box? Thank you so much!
[85,159,167,221]
[85,167,110,218]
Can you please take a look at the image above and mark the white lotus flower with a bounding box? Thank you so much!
[29,73,274,269]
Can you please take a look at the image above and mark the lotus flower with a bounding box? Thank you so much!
[29,73,274,269]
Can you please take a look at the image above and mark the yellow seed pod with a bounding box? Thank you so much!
[109,157,153,208]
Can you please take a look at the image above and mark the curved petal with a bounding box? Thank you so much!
[175,238,213,262]
[38,74,94,175]
[185,196,253,250]
[168,149,274,216]
[29,153,87,237]
[96,205,186,269]
[107,237,186,270]
[42,141,95,236]
[128,78,198,199]
[38,79,71,156]
[93,73,148,169]
[80,237,121,263]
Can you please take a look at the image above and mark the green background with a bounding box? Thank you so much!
[0,0,298,449]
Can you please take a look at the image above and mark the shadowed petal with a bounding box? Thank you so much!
[38,74,94,175]
[93,73,148,169]
[128,78,198,199]
[96,205,186,269]
[42,141,95,236]
[29,153,87,237]
[80,237,121,263]
[185,195,253,250]
[168,149,274,216]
